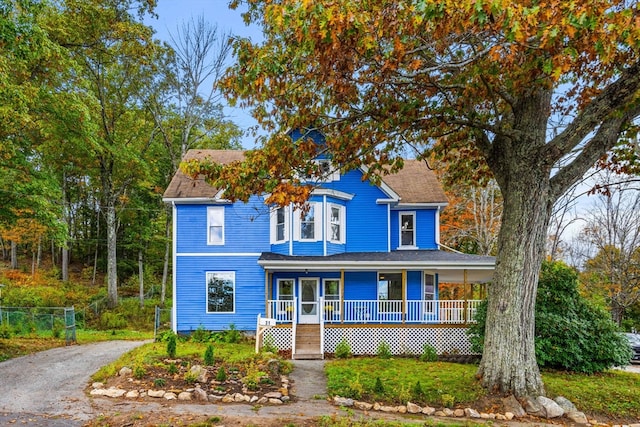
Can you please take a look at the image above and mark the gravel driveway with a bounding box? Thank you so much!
[0,340,148,426]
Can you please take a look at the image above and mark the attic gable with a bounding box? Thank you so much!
[163,149,448,205]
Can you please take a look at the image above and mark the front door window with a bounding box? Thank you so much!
[299,278,319,323]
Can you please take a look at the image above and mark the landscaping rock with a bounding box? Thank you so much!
[522,396,544,417]
[265,391,283,399]
[91,382,104,389]
[554,396,577,412]
[125,390,139,398]
[566,410,588,424]
[118,367,133,377]
[189,365,208,383]
[453,409,465,417]
[537,396,564,418]
[464,408,480,418]
[355,401,373,411]
[406,402,421,413]
[193,387,208,401]
[421,406,436,415]
[333,396,354,407]
[89,387,126,398]
[164,392,177,400]
[178,391,192,401]
[147,389,165,398]
[256,397,268,405]
[502,395,526,417]
[268,398,283,405]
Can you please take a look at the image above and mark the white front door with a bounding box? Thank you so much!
[298,278,319,324]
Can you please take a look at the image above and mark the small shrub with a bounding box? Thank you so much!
[51,320,64,339]
[376,340,392,359]
[441,393,455,408]
[412,380,424,399]
[261,334,278,354]
[184,370,198,385]
[99,312,127,330]
[153,378,166,388]
[204,344,215,366]
[167,363,178,375]
[0,323,12,339]
[133,365,146,380]
[166,333,177,358]
[347,374,364,399]
[420,343,438,362]
[224,323,241,343]
[335,337,352,359]
[216,367,227,382]
[190,325,211,343]
[374,376,385,394]
[242,363,266,391]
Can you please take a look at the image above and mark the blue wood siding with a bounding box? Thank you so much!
[406,271,422,300]
[175,196,270,254]
[390,209,438,250]
[322,170,390,252]
[175,255,264,332]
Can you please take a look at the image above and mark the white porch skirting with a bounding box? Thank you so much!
[261,325,477,356]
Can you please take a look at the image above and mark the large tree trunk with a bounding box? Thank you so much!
[478,89,553,398]
[10,241,18,269]
[61,246,69,282]
[139,249,144,309]
[106,204,118,308]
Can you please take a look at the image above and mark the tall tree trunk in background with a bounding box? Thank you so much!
[106,203,118,308]
[61,175,69,282]
[62,246,69,282]
[10,241,18,269]
[36,236,42,269]
[139,249,144,308]
[161,206,171,306]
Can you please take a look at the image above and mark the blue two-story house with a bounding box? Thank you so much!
[163,142,495,359]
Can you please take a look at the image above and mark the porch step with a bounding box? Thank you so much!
[294,324,322,360]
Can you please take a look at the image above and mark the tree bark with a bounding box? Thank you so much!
[106,204,118,308]
[161,207,171,306]
[139,249,144,309]
[10,241,18,269]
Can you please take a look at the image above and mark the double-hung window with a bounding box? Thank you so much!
[328,204,345,243]
[424,273,436,315]
[206,271,234,313]
[294,202,322,241]
[270,206,289,244]
[399,212,416,248]
[207,206,224,245]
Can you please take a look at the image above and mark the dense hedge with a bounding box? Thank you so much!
[468,260,631,373]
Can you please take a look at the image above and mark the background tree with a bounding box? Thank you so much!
[185,0,640,397]
[578,176,640,329]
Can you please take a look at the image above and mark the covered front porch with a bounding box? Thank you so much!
[256,250,494,359]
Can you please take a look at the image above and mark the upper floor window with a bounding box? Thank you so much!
[207,207,224,245]
[206,271,234,313]
[294,202,321,241]
[302,159,340,182]
[328,204,345,243]
[400,212,416,248]
[270,206,289,244]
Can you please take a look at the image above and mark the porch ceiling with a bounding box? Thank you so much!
[259,250,495,283]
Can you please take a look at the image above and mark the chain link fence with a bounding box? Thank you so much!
[0,306,78,345]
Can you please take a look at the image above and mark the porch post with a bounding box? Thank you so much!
[340,269,345,324]
[463,269,468,324]
[264,271,270,318]
[402,269,406,324]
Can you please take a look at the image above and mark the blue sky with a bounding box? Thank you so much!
[148,0,264,148]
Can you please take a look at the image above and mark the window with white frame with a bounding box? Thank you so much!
[424,273,435,301]
[400,212,416,247]
[270,206,289,244]
[206,271,234,313]
[328,204,345,243]
[207,206,224,245]
[277,279,294,300]
[323,279,340,301]
[294,202,322,241]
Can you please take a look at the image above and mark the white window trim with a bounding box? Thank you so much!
[206,271,235,314]
[323,278,341,315]
[399,211,417,249]
[270,205,290,244]
[207,206,225,245]
[327,203,346,244]
[293,202,322,242]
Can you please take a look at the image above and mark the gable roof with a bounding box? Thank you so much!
[163,149,448,205]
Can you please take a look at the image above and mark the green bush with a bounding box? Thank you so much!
[166,333,177,358]
[0,323,12,339]
[216,366,227,382]
[468,260,632,373]
[190,325,211,343]
[374,376,385,393]
[204,344,215,366]
[335,337,352,359]
[224,323,241,343]
[376,340,392,359]
[99,312,127,330]
[420,343,438,362]
[261,333,278,354]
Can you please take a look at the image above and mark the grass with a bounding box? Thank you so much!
[326,357,640,423]
[326,358,483,407]
[0,329,153,362]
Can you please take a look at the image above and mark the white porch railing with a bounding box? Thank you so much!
[267,299,482,324]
